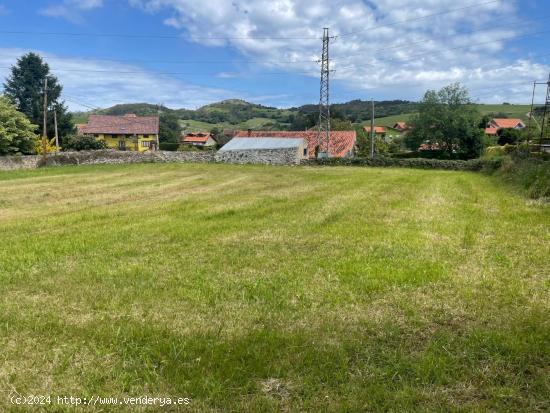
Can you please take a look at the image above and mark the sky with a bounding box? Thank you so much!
[0,0,549,110]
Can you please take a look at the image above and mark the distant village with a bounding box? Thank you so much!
[75,112,530,164]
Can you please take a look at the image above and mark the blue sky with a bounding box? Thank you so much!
[0,0,549,110]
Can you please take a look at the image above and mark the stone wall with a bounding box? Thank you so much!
[0,150,215,171]
[0,147,306,171]
[0,155,42,171]
[215,147,302,165]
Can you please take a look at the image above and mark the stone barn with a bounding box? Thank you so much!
[215,137,308,165]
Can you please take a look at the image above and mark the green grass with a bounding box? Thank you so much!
[0,163,549,412]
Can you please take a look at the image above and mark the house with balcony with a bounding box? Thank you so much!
[76,114,159,152]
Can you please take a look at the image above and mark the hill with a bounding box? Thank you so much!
[71,100,534,133]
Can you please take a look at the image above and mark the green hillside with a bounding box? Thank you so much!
[371,104,533,129]
[72,101,535,134]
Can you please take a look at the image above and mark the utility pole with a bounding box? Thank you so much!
[370,99,375,158]
[42,77,48,159]
[54,109,59,153]
[156,103,162,151]
[527,81,536,147]
[317,27,330,158]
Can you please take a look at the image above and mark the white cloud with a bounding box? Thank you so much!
[40,0,103,23]
[0,48,250,110]
[127,0,550,103]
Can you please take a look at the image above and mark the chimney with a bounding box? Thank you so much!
[247,128,252,137]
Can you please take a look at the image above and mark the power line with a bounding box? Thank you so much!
[0,29,321,41]
[336,0,500,38]
[332,15,550,61]
[42,56,321,65]
[336,28,550,71]
[0,66,317,77]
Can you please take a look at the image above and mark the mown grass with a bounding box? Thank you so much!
[0,163,548,412]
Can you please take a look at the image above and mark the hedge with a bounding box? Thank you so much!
[303,156,487,171]
[159,142,180,151]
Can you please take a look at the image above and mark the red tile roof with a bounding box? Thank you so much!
[364,126,386,134]
[485,127,498,136]
[233,130,356,158]
[182,132,211,143]
[393,122,409,130]
[490,118,524,129]
[78,114,159,135]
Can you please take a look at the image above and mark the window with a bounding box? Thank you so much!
[303,148,308,157]
[118,141,125,150]
[141,140,150,148]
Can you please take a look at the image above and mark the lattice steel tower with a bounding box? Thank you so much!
[539,73,550,147]
[317,28,331,158]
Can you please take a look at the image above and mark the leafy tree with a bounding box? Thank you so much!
[210,127,231,147]
[330,118,354,131]
[497,128,521,146]
[3,53,74,139]
[0,95,38,155]
[62,135,106,151]
[406,83,484,159]
[159,112,181,143]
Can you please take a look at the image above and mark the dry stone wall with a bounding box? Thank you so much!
[0,150,215,170]
[0,148,305,171]
[215,148,301,165]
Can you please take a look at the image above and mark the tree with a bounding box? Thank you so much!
[406,83,484,159]
[210,127,230,147]
[3,53,74,139]
[497,128,521,146]
[0,95,38,155]
[159,112,181,143]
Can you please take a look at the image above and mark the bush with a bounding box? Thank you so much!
[497,128,521,146]
[63,135,106,151]
[159,142,180,151]
[305,156,484,171]
[481,152,550,199]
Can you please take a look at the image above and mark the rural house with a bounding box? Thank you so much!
[364,126,387,138]
[181,132,217,147]
[484,118,526,136]
[393,122,409,132]
[77,114,159,152]
[233,130,357,158]
[488,118,526,130]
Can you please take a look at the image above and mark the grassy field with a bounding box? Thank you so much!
[0,163,549,412]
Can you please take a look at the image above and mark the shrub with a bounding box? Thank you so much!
[305,156,484,171]
[481,153,550,199]
[63,135,106,151]
[497,128,521,146]
[159,142,180,151]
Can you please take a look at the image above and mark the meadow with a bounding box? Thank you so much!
[0,163,548,412]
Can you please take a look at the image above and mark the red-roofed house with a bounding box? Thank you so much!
[77,114,159,152]
[484,127,498,136]
[233,130,356,158]
[488,118,526,130]
[181,132,217,147]
[364,126,387,138]
[393,122,409,132]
